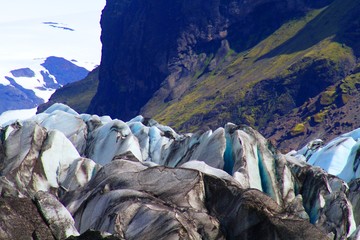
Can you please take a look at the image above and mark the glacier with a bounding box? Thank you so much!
[289,130,360,182]
[0,103,359,239]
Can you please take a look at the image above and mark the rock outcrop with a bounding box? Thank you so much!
[84,0,360,153]
[89,0,315,120]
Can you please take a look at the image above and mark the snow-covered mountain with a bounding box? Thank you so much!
[0,0,105,114]
[1,103,360,239]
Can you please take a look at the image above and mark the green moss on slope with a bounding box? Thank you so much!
[152,0,359,133]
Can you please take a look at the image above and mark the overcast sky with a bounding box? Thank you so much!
[0,0,106,23]
[0,0,106,77]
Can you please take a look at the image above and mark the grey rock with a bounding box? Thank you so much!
[63,160,223,239]
[66,229,121,240]
[34,191,79,239]
[349,179,360,227]
[204,174,329,240]
[0,196,54,240]
[287,158,357,239]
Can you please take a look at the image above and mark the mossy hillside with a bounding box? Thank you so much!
[312,110,328,124]
[290,123,306,136]
[317,72,360,109]
[154,8,324,129]
[320,87,337,106]
[153,0,358,133]
[340,72,360,94]
[283,71,360,136]
[155,1,355,132]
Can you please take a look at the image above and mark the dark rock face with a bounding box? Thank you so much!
[0,80,44,113]
[10,68,35,78]
[86,0,360,154]
[0,197,55,240]
[89,0,310,120]
[41,56,89,86]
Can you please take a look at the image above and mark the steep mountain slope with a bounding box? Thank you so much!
[37,67,99,114]
[87,0,360,151]
[0,57,90,113]
[89,0,316,118]
[0,0,105,114]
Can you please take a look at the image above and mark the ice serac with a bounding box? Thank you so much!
[34,191,79,239]
[33,103,88,155]
[62,159,327,240]
[225,123,301,215]
[0,120,47,197]
[0,108,100,197]
[349,179,360,228]
[85,119,143,164]
[287,155,357,239]
[203,174,328,240]
[1,104,359,239]
[290,129,360,182]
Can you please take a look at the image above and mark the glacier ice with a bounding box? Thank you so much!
[291,132,360,182]
[1,103,359,239]
[34,191,79,239]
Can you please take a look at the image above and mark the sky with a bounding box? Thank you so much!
[0,0,106,117]
[0,0,106,23]
[0,0,106,71]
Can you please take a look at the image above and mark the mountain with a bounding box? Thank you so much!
[81,0,360,151]
[1,103,360,239]
[0,0,105,114]
[37,67,99,114]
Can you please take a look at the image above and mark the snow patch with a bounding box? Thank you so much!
[0,0,105,111]
[0,108,37,126]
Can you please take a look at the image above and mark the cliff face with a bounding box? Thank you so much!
[87,0,360,151]
[89,0,311,120]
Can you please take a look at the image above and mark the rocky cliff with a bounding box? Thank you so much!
[84,0,360,152]
[89,0,315,119]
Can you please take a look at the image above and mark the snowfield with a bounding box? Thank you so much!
[0,0,105,67]
[0,107,37,126]
[0,0,105,115]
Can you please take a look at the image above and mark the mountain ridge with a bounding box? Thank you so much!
[42,0,360,151]
[87,0,360,151]
[0,0,104,114]
[88,0,314,119]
